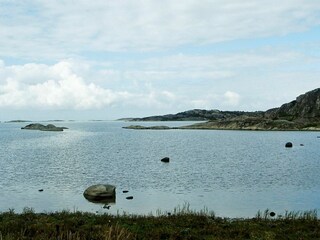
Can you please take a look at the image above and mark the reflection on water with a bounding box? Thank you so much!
[84,196,116,205]
[0,121,319,217]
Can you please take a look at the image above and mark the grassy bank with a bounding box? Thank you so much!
[0,207,319,240]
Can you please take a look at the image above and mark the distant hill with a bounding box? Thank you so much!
[125,109,264,121]
[124,88,320,131]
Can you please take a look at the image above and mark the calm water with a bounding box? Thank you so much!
[0,121,319,217]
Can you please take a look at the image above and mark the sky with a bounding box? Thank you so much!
[0,0,320,121]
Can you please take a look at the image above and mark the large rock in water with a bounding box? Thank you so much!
[21,123,68,131]
[83,184,116,202]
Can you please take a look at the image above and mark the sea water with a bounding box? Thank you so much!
[0,121,319,217]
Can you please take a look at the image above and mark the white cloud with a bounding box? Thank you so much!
[0,60,131,109]
[186,91,241,110]
[223,91,241,106]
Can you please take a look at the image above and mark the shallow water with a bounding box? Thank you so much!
[0,121,319,217]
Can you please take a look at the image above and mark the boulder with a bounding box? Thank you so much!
[83,184,116,202]
[161,157,170,163]
[285,142,293,148]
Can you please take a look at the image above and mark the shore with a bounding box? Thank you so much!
[123,122,320,131]
[0,208,319,239]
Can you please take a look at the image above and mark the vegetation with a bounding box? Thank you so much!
[0,206,319,239]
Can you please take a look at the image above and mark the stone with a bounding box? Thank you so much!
[122,190,129,193]
[285,142,293,148]
[161,157,170,163]
[83,184,116,201]
[126,196,133,200]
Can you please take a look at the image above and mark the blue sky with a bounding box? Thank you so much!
[0,0,319,120]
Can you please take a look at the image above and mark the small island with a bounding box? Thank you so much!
[5,120,31,123]
[21,123,68,132]
[123,125,171,130]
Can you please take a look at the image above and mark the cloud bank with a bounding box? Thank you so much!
[0,59,245,114]
[1,0,320,58]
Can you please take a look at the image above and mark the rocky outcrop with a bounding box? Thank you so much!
[21,123,68,131]
[265,88,320,121]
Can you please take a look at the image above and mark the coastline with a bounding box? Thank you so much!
[123,122,320,131]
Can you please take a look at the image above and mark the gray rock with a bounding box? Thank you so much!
[83,184,116,201]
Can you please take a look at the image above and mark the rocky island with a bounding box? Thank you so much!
[123,125,171,130]
[124,88,320,131]
[21,123,68,131]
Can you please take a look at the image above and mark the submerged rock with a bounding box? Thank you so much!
[83,184,116,202]
[21,123,68,131]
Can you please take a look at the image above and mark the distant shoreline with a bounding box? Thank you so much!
[123,122,320,131]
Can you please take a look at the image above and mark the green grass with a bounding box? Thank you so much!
[0,206,319,239]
